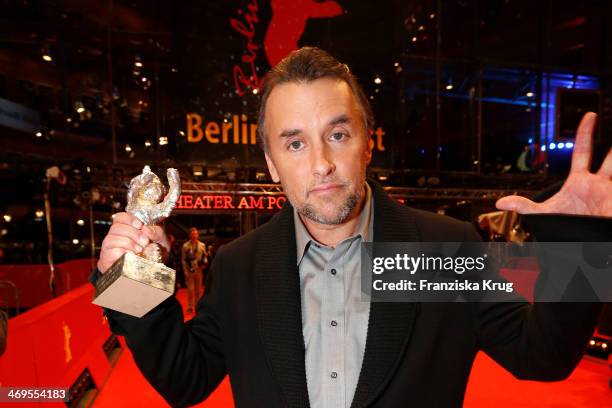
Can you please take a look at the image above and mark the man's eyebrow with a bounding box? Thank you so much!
[278,114,351,138]
[279,128,302,138]
[328,114,351,127]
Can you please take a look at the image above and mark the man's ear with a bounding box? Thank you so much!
[265,152,281,183]
[365,137,374,165]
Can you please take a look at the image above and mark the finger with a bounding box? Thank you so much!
[142,226,170,251]
[102,235,143,254]
[596,147,612,178]
[108,223,149,247]
[112,212,143,229]
[97,248,127,273]
[495,195,542,214]
[570,112,597,174]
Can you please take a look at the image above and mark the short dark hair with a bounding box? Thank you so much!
[257,47,374,151]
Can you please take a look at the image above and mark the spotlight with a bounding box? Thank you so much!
[445,83,453,91]
[142,77,148,82]
[0,229,7,236]
[135,61,143,68]
[3,214,11,222]
[557,142,565,149]
[374,76,382,84]
[252,88,259,95]
[566,142,574,149]
[72,239,80,245]
[412,36,417,42]
[125,144,132,152]
[430,13,435,19]
[179,130,185,137]
[77,219,85,226]
[540,145,546,152]
[35,210,44,218]
[35,131,43,138]
[192,166,203,177]
[548,142,556,150]
[394,62,399,67]
[144,140,152,148]
[526,92,534,98]
[158,136,168,146]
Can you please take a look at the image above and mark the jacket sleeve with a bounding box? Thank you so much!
[90,248,228,407]
[469,216,603,381]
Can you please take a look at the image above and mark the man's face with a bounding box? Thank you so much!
[189,229,199,241]
[264,77,373,225]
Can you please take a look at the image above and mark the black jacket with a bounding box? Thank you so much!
[94,181,603,407]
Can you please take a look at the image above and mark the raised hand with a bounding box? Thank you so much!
[496,112,612,217]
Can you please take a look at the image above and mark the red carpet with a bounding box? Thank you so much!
[92,289,611,407]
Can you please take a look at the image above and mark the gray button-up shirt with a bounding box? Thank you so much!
[294,184,373,408]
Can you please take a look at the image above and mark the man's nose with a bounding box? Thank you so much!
[311,143,336,177]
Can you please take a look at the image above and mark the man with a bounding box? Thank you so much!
[94,47,611,407]
[181,227,208,314]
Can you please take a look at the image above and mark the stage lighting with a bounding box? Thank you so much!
[566,142,574,149]
[549,142,556,150]
[35,210,44,218]
[3,214,11,222]
[77,219,85,226]
[557,142,565,149]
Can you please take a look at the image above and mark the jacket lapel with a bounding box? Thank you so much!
[255,204,310,408]
[350,181,421,408]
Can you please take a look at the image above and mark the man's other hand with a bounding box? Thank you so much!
[496,112,612,217]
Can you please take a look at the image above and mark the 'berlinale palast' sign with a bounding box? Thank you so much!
[177,193,287,211]
[185,113,387,151]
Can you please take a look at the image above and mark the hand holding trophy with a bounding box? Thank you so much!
[93,166,181,317]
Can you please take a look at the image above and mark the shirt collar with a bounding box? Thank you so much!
[293,182,373,265]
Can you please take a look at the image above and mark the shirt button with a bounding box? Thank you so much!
[331,371,338,379]
[331,320,338,327]
[330,268,337,275]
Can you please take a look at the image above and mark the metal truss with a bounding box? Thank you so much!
[179,182,537,202]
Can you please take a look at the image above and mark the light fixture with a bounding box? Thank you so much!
[144,140,152,148]
[557,142,565,149]
[566,142,574,149]
[445,83,454,91]
[252,88,259,95]
[418,25,425,31]
[125,144,132,152]
[35,210,44,218]
[526,91,534,98]
[135,61,143,68]
[412,36,418,42]
[179,130,185,137]
[374,76,382,84]
[158,136,168,146]
[549,142,556,150]
[3,214,11,222]
[72,239,79,245]
[430,13,435,19]
[394,62,399,67]
[0,229,7,236]
[35,131,43,138]
[141,77,147,82]
[540,145,546,152]
[77,219,85,226]
[192,166,203,176]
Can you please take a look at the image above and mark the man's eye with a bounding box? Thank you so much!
[288,140,303,151]
[330,132,347,141]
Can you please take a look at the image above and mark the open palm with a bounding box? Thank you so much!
[496,112,612,217]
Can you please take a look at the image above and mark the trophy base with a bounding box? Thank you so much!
[93,251,176,318]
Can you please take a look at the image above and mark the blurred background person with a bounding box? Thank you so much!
[180,227,208,314]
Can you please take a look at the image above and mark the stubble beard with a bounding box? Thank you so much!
[298,185,362,225]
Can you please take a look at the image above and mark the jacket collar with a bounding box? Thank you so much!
[254,180,420,408]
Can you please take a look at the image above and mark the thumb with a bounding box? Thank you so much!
[495,195,541,214]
